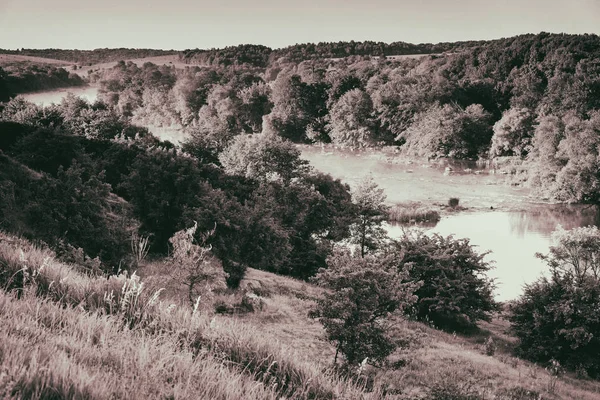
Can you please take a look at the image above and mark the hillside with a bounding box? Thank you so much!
[0,233,599,399]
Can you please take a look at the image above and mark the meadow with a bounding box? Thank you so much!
[1,232,599,399]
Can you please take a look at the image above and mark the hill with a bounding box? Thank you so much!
[1,232,599,399]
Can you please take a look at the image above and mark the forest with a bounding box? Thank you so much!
[80,33,600,203]
[2,32,600,398]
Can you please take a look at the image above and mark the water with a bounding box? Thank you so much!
[23,88,186,143]
[22,86,99,106]
[301,147,600,301]
[386,206,599,301]
[22,92,600,300]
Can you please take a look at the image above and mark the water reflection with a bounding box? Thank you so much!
[22,86,99,106]
[387,205,600,301]
[508,204,599,238]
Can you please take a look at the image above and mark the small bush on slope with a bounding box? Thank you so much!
[311,249,418,367]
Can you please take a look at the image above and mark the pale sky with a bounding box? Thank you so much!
[1,0,599,50]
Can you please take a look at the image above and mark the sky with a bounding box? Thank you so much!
[1,0,600,50]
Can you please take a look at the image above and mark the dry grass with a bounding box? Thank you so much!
[0,54,75,67]
[0,233,378,399]
[2,232,600,399]
[0,291,280,400]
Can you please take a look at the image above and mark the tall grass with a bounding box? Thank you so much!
[0,290,281,400]
[0,232,379,399]
[387,202,441,224]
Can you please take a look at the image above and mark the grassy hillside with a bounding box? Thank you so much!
[1,232,599,399]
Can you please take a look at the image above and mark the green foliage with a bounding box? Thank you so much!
[168,222,226,305]
[310,249,418,366]
[389,231,498,331]
[264,73,328,142]
[0,63,84,97]
[509,226,600,377]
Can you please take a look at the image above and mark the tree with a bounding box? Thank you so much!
[350,176,388,257]
[265,73,328,142]
[400,103,492,159]
[553,112,600,203]
[489,107,535,157]
[310,249,418,366]
[389,231,498,331]
[526,115,565,197]
[328,89,376,148]
[219,133,310,182]
[509,226,600,377]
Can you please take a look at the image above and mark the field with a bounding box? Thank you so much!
[0,54,75,67]
[1,232,599,399]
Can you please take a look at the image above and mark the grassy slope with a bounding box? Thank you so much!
[1,233,600,399]
[0,54,75,67]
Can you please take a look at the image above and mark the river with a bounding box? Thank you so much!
[301,146,600,301]
[22,86,99,106]
[22,88,600,301]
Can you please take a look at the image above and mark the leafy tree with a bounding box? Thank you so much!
[265,73,328,142]
[350,176,388,257]
[509,226,600,377]
[526,115,565,197]
[219,133,310,182]
[26,162,135,268]
[389,231,498,331]
[489,107,536,157]
[400,103,492,159]
[310,249,418,366]
[248,173,356,279]
[553,113,600,203]
[328,89,376,148]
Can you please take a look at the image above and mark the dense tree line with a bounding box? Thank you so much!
[0,48,177,65]
[87,33,600,202]
[0,63,85,101]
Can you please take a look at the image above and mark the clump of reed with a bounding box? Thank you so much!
[388,202,441,224]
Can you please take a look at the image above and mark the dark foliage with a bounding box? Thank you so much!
[388,232,498,331]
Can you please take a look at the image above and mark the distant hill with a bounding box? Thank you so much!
[0,48,178,66]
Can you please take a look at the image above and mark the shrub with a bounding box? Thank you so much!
[388,231,498,331]
[448,197,460,208]
[310,249,418,367]
[509,226,600,377]
[168,222,226,306]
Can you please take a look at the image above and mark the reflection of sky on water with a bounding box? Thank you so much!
[387,206,600,302]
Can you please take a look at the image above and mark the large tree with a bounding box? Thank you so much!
[328,88,376,148]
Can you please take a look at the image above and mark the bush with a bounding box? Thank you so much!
[168,222,226,306]
[310,249,418,367]
[509,226,600,377]
[448,197,460,208]
[389,231,498,331]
